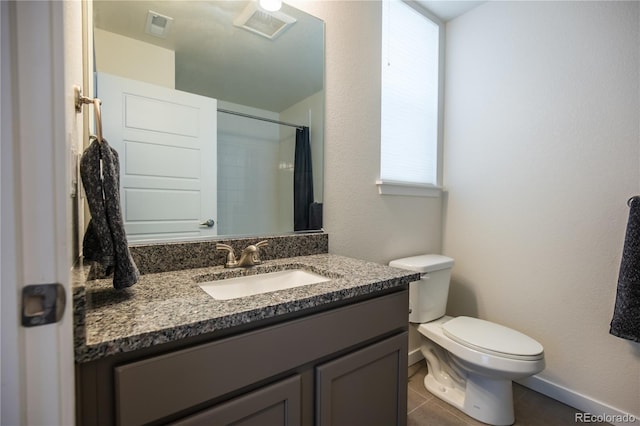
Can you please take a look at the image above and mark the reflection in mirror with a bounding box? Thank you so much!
[91,1,324,243]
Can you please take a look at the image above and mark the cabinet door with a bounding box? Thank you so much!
[316,333,408,426]
[171,375,301,426]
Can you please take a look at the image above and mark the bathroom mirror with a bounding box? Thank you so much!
[91,0,324,243]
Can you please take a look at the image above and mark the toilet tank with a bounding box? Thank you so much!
[389,254,454,323]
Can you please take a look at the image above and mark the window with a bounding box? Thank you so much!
[378,0,443,197]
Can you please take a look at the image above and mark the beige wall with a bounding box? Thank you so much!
[94,28,175,89]
[443,0,639,418]
[289,0,444,265]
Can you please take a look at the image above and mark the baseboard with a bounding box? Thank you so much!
[408,351,636,426]
[517,375,638,426]
[408,348,424,367]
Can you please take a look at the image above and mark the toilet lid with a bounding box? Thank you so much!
[442,317,544,361]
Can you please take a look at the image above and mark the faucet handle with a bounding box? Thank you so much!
[253,240,269,264]
[216,243,238,268]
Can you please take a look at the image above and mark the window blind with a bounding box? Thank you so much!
[381,0,439,185]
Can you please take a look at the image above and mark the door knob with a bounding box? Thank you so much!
[200,219,215,228]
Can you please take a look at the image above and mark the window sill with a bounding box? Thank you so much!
[376,180,442,197]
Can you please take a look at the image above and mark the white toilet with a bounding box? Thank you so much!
[389,254,545,426]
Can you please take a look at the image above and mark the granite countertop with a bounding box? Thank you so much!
[73,254,419,363]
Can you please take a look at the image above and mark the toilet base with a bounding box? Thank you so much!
[424,373,465,410]
[424,370,515,426]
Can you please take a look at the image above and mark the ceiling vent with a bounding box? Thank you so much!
[145,10,173,38]
[234,2,296,40]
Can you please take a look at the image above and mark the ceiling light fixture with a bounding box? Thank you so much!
[259,0,282,12]
[234,2,296,40]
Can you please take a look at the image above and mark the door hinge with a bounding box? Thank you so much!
[21,283,66,327]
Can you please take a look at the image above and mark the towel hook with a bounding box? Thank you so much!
[627,196,639,207]
[74,85,103,143]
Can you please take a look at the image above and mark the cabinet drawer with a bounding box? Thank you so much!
[170,375,301,426]
[114,290,408,425]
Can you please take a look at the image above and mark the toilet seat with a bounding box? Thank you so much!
[442,316,544,361]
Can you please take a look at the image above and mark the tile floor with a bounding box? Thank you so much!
[407,362,612,426]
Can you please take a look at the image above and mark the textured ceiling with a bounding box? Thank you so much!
[93,1,324,112]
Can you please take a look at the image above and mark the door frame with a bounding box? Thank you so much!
[1,2,78,424]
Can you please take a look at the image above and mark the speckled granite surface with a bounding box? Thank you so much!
[131,233,330,274]
[73,251,418,364]
[85,233,329,279]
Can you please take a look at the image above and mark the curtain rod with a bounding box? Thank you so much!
[217,108,306,130]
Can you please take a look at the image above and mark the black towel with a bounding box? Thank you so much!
[610,196,640,342]
[80,137,139,289]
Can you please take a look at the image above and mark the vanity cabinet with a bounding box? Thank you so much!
[76,289,408,426]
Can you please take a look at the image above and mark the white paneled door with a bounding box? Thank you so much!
[97,73,218,242]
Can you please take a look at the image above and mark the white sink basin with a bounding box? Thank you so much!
[197,269,331,300]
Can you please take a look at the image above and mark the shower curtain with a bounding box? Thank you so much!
[294,126,314,231]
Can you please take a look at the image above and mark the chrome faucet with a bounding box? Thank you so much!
[216,241,269,268]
